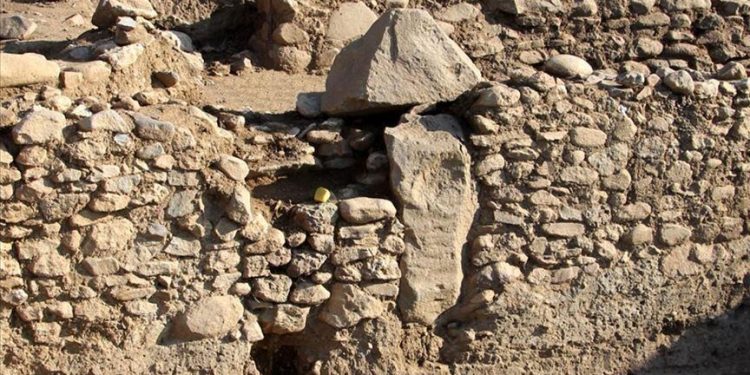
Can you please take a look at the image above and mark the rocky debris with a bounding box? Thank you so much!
[2,0,750,373]
[172,296,244,341]
[0,14,37,40]
[321,9,482,115]
[0,53,61,88]
[385,114,475,325]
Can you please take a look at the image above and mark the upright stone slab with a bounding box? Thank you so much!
[321,9,482,116]
[384,114,476,325]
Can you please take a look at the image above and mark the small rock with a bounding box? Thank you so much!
[659,223,692,246]
[471,84,521,110]
[261,304,310,334]
[12,107,66,145]
[319,283,384,328]
[296,92,323,118]
[0,15,37,40]
[153,71,179,88]
[544,54,593,79]
[164,236,201,257]
[172,296,244,341]
[81,257,120,276]
[30,253,70,277]
[326,2,378,45]
[252,274,292,303]
[436,3,480,23]
[624,224,654,247]
[272,23,309,46]
[541,222,586,237]
[92,0,158,29]
[289,282,331,305]
[132,113,176,141]
[570,127,607,147]
[715,62,746,80]
[79,109,132,132]
[227,185,254,224]
[217,155,250,181]
[664,70,694,95]
[338,197,397,224]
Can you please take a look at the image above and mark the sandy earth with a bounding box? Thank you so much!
[203,70,325,113]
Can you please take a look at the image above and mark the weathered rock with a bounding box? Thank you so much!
[217,155,250,181]
[471,84,521,110]
[544,55,593,79]
[30,253,71,278]
[12,107,66,145]
[81,257,120,276]
[100,43,146,71]
[252,274,292,303]
[164,236,201,257]
[570,127,607,147]
[273,23,309,46]
[385,114,475,325]
[79,110,133,132]
[338,197,397,224]
[92,0,158,29]
[659,223,692,246]
[326,2,378,45]
[541,222,586,237]
[289,282,331,305]
[296,92,323,118]
[0,15,37,40]
[132,113,176,141]
[664,70,694,95]
[172,296,244,341]
[661,245,701,277]
[319,283,384,328]
[226,185,254,224]
[436,3,480,22]
[260,304,310,334]
[485,0,565,14]
[83,217,136,256]
[623,224,654,247]
[321,9,482,116]
[269,45,311,73]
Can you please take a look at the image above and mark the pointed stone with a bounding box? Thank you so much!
[321,9,482,116]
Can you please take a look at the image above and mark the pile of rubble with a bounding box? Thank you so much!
[1,0,749,374]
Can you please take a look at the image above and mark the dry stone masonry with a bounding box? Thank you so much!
[1,0,749,374]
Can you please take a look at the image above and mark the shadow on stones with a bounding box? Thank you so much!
[252,340,301,375]
[629,297,750,374]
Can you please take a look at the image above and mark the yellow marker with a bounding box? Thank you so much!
[314,187,331,203]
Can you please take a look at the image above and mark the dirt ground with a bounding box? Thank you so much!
[203,71,325,113]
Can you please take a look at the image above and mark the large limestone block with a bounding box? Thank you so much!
[0,53,60,88]
[321,9,482,116]
[384,114,476,325]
